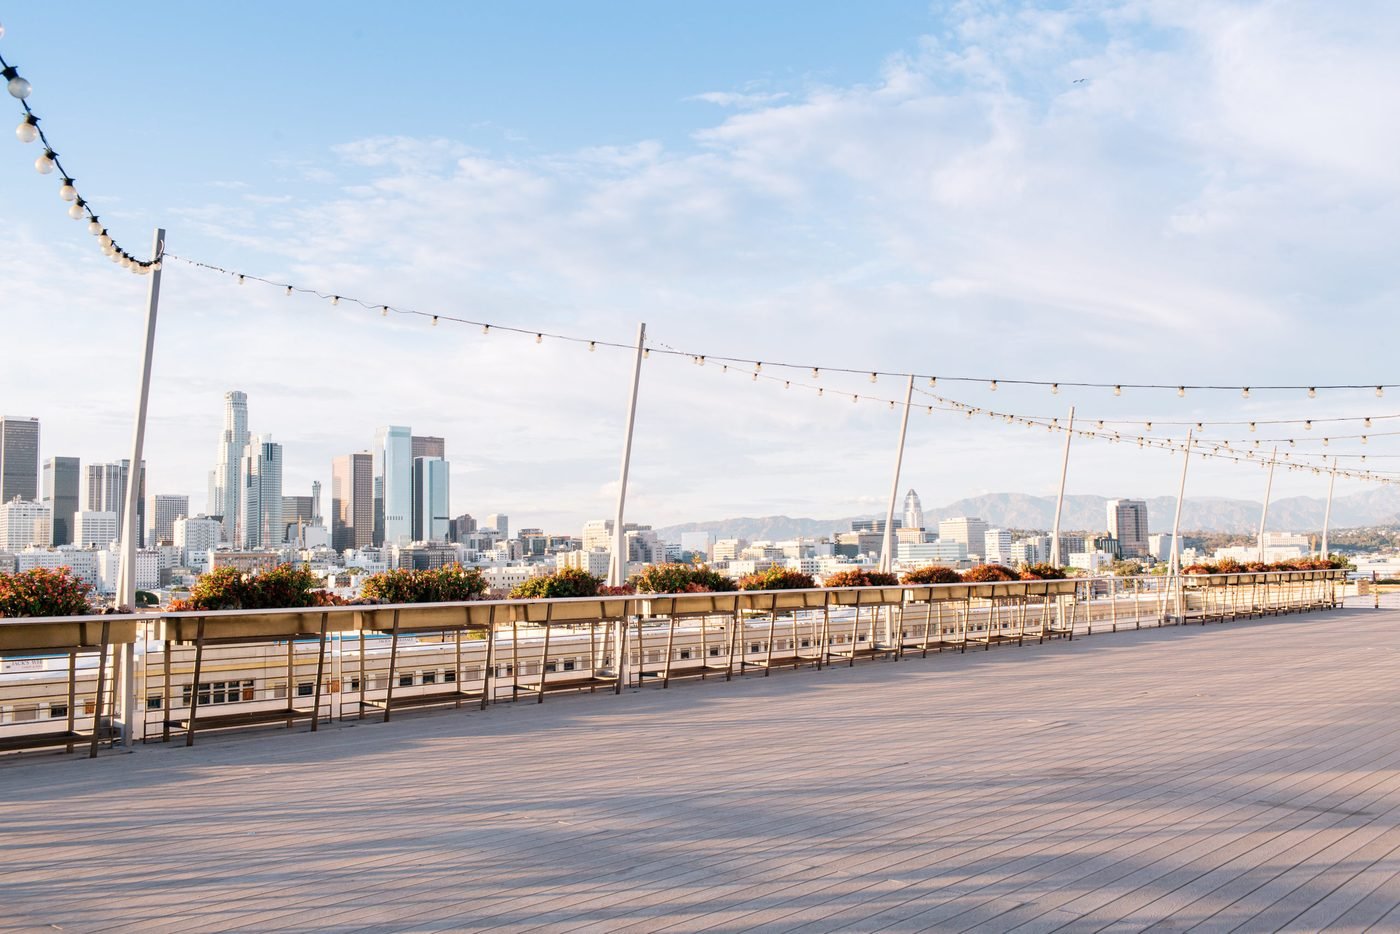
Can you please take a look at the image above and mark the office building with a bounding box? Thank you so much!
[331,452,373,552]
[74,510,119,549]
[374,426,413,546]
[557,549,612,578]
[938,517,989,551]
[984,528,1013,565]
[209,390,250,543]
[148,494,189,545]
[902,489,925,531]
[1107,499,1150,559]
[411,435,445,460]
[0,498,51,550]
[0,416,40,504]
[174,515,223,566]
[485,514,509,539]
[239,436,283,550]
[448,513,477,544]
[412,456,451,542]
[82,460,145,547]
[1149,533,1175,563]
[42,455,79,546]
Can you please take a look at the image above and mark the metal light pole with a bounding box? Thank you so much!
[1321,457,1337,557]
[117,227,164,746]
[1049,406,1075,568]
[1257,446,1278,563]
[1169,430,1193,576]
[878,375,916,574]
[608,323,646,587]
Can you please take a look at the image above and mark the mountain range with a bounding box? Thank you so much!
[654,488,1400,541]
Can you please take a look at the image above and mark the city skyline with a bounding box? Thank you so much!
[3,4,1398,529]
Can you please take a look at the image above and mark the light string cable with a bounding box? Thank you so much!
[1,48,161,271]
[172,254,1395,398]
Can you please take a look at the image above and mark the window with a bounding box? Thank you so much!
[49,704,68,719]
[348,677,361,692]
[678,649,692,660]
[443,670,456,683]
[398,674,414,687]
[562,659,576,671]
[800,639,811,648]
[545,661,558,673]
[183,680,255,707]
[146,695,162,710]
[708,646,722,657]
[422,671,437,685]
[749,643,761,653]
[296,682,314,697]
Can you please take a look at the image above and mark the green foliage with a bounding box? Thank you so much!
[1110,560,1144,577]
[629,563,737,594]
[0,567,93,618]
[1019,563,1067,580]
[359,564,488,604]
[900,565,962,585]
[737,566,816,591]
[511,567,603,599]
[176,564,334,611]
[822,568,901,587]
[962,564,1020,582]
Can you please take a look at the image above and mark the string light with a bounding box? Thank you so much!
[1113,385,1122,396]
[1177,386,1186,397]
[589,341,596,352]
[1309,387,1317,398]
[870,372,878,383]
[431,315,438,327]
[536,333,543,344]
[1051,383,1059,394]
[1242,387,1250,399]
[331,295,340,306]
[990,380,998,391]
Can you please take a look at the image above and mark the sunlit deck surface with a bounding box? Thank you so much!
[5,606,1400,932]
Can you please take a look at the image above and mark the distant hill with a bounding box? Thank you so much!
[654,488,1400,542]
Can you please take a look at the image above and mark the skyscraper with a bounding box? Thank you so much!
[412,435,445,460]
[374,426,413,546]
[239,436,283,549]
[485,513,509,539]
[412,456,451,542]
[1107,499,1150,558]
[148,494,190,545]
[902,489,925,530]
[82,460,145,547]
[331,452,373,551]
[209,390,249,543]
[0,416,40,503]
[938,517,989,555]
[43,455,79,546]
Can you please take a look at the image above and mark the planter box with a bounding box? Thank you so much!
[360,603,496,633]
[0,617,140,653]
[160,609,356,643]
[828,586,904,606]
[510,597,631,624]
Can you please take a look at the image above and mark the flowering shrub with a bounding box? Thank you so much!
[1019,563,1067,580]
[0,567,93,618]
[1182,556,1350,575]
[822,568,900,587]
[629,563,737,594]
[900,565,962,585]
[169,564,341,611]
[962,564,1019,582]
[359,564,488,604]
[737,566,816,591]
[511,567,603,599]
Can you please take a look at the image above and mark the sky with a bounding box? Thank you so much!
[2,1,1399,534]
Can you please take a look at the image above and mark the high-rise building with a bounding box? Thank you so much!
[148,494,189,545]
[331,452,373,552]
[938,517,989,553]
[448,513,477,543]
[412,456,451,542]
[485,513,509,539]
[411,435,445,460]
[174,515,223,565]
[374,426,413,546]
[1107,499,1150,558]
[82,460,145,547]
[209,390,250,543]
[902,489,925,531]
[310,480,322,523]
[42,456,79,546]
[983,528,1013,565]
[0,498,51,550]
[74,510,118,548]
[239,436,283,549]
[0,416,40,503]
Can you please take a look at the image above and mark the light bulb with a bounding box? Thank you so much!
[99,232,111,248]
[331,296,340,306]
[588,341,596,351]
[1308,387,1316,398]
[965,409,973,419]
[536,333,542,344]
[698,356,705,366]
[1305,420,1312,430]
[1323,438,1329,446]
[928,376,937,387]
[817,388,823,397]
[870,372,877,383]
[1177,386,1185,397]
[1113,385,1122,396]
[152,261,161,272]
[101,243,115,256]
[889,400,895,409]
[643,348,649,358]
[1241,387,1250,398]
[481,324,489,334]
[752,372,758,382]
[785,381,791,389]
[853,395,859,404]
[1249,422,1257,432]
[285,285,292,296]
[87,218,101,235]
[35,150,55,174]
[1362,435,1369,444]
[67,201,84,219]
[4,71,31,100]
[812,368,819,379]
[238,275,245,285]
[381,306,388,317]
[989,380,998,391]
[432,316,439,327]
[1145,422,1153,432]
[15,114,37,143]
[1096,420,1104,429]
[59,177,77,201]
[120,255,132,268]
[1377,386,1385,397]
[1051,383,1059,394]
[754,362,762,373]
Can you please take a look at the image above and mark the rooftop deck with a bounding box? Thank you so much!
[3,605,1398,932]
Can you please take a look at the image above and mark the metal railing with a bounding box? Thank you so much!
[0,570,1348,756]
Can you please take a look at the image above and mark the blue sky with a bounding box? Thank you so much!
[3,2,1399,532]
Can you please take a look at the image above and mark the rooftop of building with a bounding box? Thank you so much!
[5,604,1400,931]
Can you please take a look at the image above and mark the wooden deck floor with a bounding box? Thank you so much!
[3,607,1399,932]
